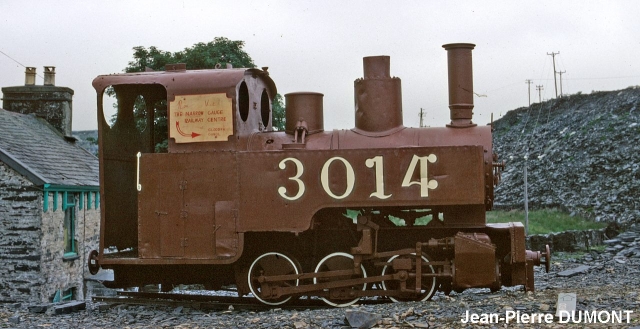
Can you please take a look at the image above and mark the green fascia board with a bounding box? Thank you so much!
[43,184,99,192]
[43,184,100,212]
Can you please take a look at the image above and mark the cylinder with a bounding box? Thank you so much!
[44,66,56,86]
[354,56,403,135]
[443,43,476,128]
[25,67,36,86]
[363,56,390,79]
[285,92,324,134]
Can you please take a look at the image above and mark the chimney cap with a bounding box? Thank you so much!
[43,66,56,86]
[442,43,476,50]
[25,67,37,86]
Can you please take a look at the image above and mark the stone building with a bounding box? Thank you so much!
[0,67,100,303]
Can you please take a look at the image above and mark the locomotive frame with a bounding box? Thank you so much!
[88,43,550,307]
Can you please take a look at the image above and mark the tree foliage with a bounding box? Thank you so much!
[110,37,286,151]
[271,94,285,131]
[125,37,256,72]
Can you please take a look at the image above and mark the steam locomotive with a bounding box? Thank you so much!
[88,43,550,307]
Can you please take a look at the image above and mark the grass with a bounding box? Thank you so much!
[346,208,607,235]
[486,208,607,235]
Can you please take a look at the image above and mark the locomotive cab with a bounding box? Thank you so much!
[92,65,276,270]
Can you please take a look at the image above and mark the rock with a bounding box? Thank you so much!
[619,234,637,243]
[0,252,639,329]
[401,307,414,318]
[604,239,621,245]
[614,257,627,264]
[494,87,640,226]
[53,301,86,315]
[95,303,111,312]
[9,315,20,324]
[28,304,49,313]
[557,265,590,277]
[344,310,382,329]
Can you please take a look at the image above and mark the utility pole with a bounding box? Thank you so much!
[547,51,559,98]
[419,108,425,128]
[525,79,533,106]
[558,70,566,97]
[523,155,529,235]
[536,85,544,103]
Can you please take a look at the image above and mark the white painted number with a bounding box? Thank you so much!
[278,158,306,201]
[365,156,391,199]
[278,154,438,201]
[401,154,438,197]
[321,157,355,199]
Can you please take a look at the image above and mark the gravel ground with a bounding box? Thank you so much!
[2,244,639,329]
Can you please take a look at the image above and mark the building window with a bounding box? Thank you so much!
[63,193,77,259]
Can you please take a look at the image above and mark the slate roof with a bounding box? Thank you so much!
[0,109,99,187]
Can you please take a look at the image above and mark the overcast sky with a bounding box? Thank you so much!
[1,1,639,131]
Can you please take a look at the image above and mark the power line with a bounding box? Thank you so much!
[0,49,28,68]
[0,49,44,79]
[560,75,640,80]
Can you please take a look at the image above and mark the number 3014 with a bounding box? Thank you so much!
[277,154,438,201]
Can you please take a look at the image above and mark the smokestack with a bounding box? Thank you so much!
[43,66,56,86]
[25,67,36,85]
[443,43,476,128]
[353,56,403,135]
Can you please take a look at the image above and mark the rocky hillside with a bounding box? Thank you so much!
[493,86,640,224]
[72,130,98,156]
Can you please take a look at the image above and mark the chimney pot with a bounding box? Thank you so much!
[25,67,36,85]
[43,66,56,86]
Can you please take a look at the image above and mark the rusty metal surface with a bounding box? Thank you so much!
[137,152,238,261]
[238,146,486,232]
[443,43,476,128]
[91,42,550,300]
[452,233,498,289]
[285,92,324,134]
[92,68,276,103]
[354,56,404,135]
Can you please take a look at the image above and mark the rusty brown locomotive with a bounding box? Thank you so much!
[88,43,550,307]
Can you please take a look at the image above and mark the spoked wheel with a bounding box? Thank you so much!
[381,253,437,302]
[247,252,301,306]
[313,252,367,307]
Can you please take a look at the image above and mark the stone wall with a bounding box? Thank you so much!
[1,85,74,136]
[39,191,100,302]
[0,162,43,302]
[527,226,618,252]
[0,161,101,303]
